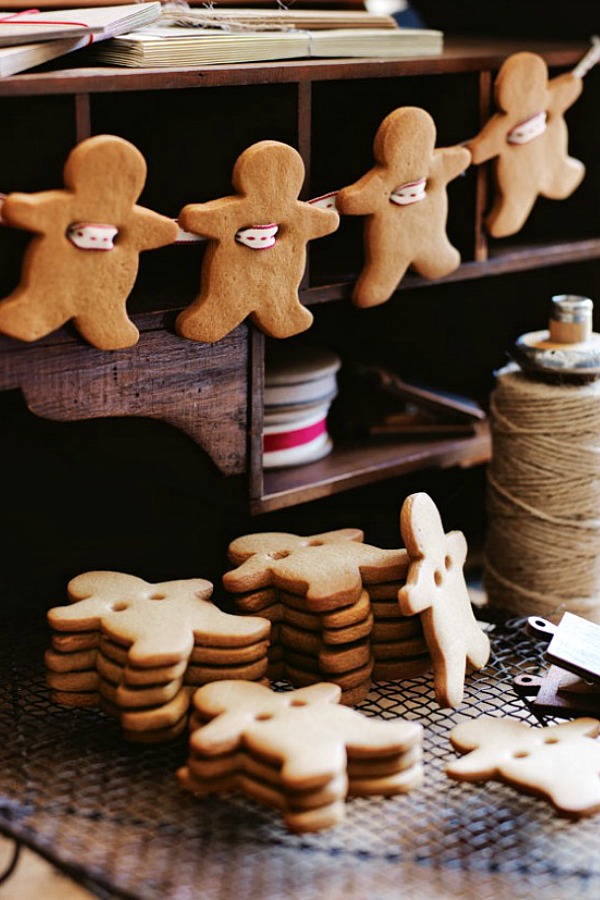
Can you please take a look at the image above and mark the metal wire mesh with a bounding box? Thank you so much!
[2,605,600,900]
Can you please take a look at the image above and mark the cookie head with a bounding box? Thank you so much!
[232,140,305,201]
[374,106,436,178]
[495,52,548,116]
[63,134,147,208]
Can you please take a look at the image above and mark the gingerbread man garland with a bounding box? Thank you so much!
[336,106,470,308]
[469,51,585,238]
[175,140,339,344]
[397,492,490,708]
[0,135,178,350]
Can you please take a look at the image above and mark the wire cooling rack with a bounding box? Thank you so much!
[2,606,600,900]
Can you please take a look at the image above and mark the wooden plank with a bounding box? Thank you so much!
[0,38,587,97]
[253,422,490,513]
[0,317,249,476]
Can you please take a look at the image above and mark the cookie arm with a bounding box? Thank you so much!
[432,145,471,184]
[336,171,386,216]
[129,207,179,251]
[300,204,340,239]
[2,190,68,233]
[468,115,507,165]
[178,198,239,241]
[547,71,584,116]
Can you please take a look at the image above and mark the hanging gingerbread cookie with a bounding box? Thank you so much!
[175,140,339,344]
[0,135,178,350]
[335,106,470,308]
[469,51,587,238]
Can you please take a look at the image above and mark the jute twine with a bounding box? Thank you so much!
[485,364,600,623]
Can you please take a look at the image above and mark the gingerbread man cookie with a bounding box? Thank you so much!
[175,140,339,343]
[48,571,270,666]
[336,106,470,308]
[469,51,585,237]
[397,493,490,708]
[0,135,178,349]
[447,716,600,817]
[224,528,407,608]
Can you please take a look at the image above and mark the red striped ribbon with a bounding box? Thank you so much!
[263,419,327,452]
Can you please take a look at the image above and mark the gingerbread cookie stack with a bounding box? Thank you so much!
[46,571,271,742]
[178,680,424,833]
[224,528,432,703]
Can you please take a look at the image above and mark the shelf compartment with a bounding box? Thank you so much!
[253,422,490,513]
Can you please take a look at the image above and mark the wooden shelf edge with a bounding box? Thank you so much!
[304,237,600,304]
[251,422,491,513]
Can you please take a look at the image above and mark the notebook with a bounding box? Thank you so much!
[0,2,161,75]
[92,23,444,67]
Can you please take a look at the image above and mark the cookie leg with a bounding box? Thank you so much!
[176,296,243,344]
[412,241,461,279]
[353,261,409,308]
[252,300,313,339]
[541,157,585,200]
[0,289,67,343]
[73,308,139,350]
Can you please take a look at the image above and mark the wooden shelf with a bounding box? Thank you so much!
[254,423,491,513]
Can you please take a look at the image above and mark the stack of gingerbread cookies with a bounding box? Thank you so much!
[46,571,271,742]
[178,680,424,833]
[223,528,432,703]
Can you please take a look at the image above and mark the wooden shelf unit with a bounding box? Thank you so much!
[1,36,598,519]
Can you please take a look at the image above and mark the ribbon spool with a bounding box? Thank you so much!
[485,295,600,624]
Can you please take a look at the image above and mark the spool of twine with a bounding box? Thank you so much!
[485,364,600,623]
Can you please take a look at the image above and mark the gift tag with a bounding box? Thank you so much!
[527,612,600,683]
[514,665,600,718]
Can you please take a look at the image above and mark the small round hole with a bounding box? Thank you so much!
[512,750,529,758]
[434,570,443,587]
[291,699,307,707]
[444,555,452,570]
[150,593,167,601]
[308,540,324,547]
[112,602,129,612]
[255,712,273,721]
[269,550,290,560]
[544,736,559,744]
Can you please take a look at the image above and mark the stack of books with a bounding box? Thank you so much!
[0,3,162,76]
[91,8,444,67]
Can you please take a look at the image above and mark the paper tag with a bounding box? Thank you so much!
[390,179,426,206]
[235,223,278,249]
[67,222,118,250]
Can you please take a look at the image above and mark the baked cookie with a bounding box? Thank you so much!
[336,106,470,307]
[0,135,178,349]
[447,716,600,817]
[175,140,339,343]
[469,51,585,237]
[397,493,490,708]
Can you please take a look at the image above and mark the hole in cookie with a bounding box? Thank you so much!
[111,602,129,612]
[149,593,167,601]
[255,712,274,721]
[444,556,452,570]
[290,699,307,707]
[269,550,290,560]
[434,570,443,587]
[544,736,559,744]
[308,540,324,547]
[512,750,529,758]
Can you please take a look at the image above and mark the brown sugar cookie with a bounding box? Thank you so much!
[336,106,470,308]
[0,135,178,349]
[469,52,585,237]
[447,716,600,818]
[175,140,339,344]
[49,571,270,666]
[397,493,490,708]
[179,680,422,831]
[224,529,405,608]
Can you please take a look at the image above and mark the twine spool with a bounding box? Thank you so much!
[485,363,600,623]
